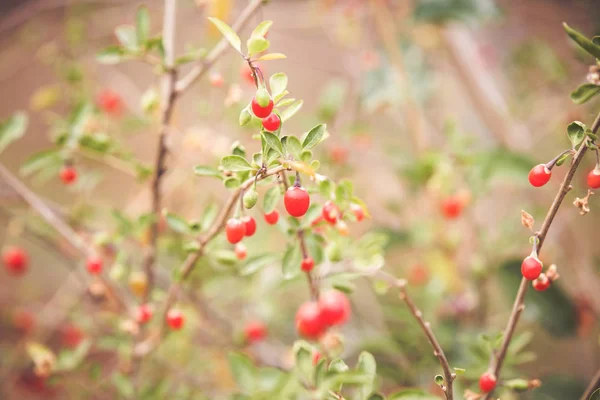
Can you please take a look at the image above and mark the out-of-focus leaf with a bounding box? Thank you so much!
[208,17,241,53]
[56,340,92,371]
[194,165,221,178]
[20,149,61,176]
[112,372,135,398]
[282,243,301,279]
[240,253,277,276]
[563,23,600,60]
[0,111,27,153]
[165,212,190,234]
[97,46,126,64]
[263,186,281,213]
[115,25,138,51]
[318,79,348,121]
[136,6,150,46]
[356,351,377,398]
[256,53,286,61]
[228,352,256,394]
[247,37,269,57]
[251,21,273,38]
[571,83,600,104]
[280,100,303,122]
[476,148,535,182]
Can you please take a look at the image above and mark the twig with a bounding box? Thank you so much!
[133,165,290,357]
[279,170,320,300]
[581,367,600,400]
[141,0,178,302]
[175,0,265,94]
[483,110,600,399]
[0,162,131,313]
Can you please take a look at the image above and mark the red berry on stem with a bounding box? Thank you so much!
[296,301,326,339]
[2,246,28,276]
[235,243,247,260]
[479,372,497,393]
[61,324,84,348]
[284,186,310,217]
[244,320,267,343]
[318,290,351,327]
[528,164,551,187]
[440,195,463,219]
[251,97,274,118]
[226,218,246,244]
[532,273,551,291]
[262,113,281,132]
[264,210,279,225]
[241,216,257,237]
[166,309,184,330]
[209,72,224,87]
[86,256,103,275]
[59,166,77,185]
[322,201,340,224]
[136,304,153,324]
[588,168,600,189]
[350,203,364,222]
[521,255,543,280]
[301,257,315,272]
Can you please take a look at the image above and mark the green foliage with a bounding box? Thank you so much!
[0,111,28,153]
[571,83,600,104]
[208,17,241,53]
[563,23,600,60]
[567,121,586,147]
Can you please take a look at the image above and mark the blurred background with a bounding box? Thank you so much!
[1,0,600,399]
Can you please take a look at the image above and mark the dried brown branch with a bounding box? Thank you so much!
[483,111,600,399]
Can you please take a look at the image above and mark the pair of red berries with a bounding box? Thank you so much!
[295,291,351,339]
[251,97,281,132]
[479,372,497,393]
[225,216,257,244]
[244,320,268,343]
[59,166,77,185]
[2,246,28,276]
[530,162,600,189]
[284,186,310,218]
[136,305,184,330]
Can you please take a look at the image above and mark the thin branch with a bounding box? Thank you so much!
[483,110,600,399]
[141,0,178,302]
[279,170,320,300]
[175,0,265,94]
[581,368,600,400]
[133,165,290,357]
[0,162,131,313]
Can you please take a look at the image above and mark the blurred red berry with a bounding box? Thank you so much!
[235,243,247,260]
[209,72,224,87]
[532,273,551,291]
[318,290,351,327]
[166,309,184,330]
[97,89,123,117]
[13,310,35,333]
[245,320,267,343]
[226,218,246,244]
[241,216,257,237]
[322,201,340,224]
[86,256,103,275]
[264,210,279,225]
[350,203,365,222]
[2,246,28,276]
[301,257,315,272]
[296,301,326,339]
[61,324,84,348]
[136,304,153,324]
[440,195,464,219]
[588,168,600,189]
[59,166,77,185]
[312,351,322,365]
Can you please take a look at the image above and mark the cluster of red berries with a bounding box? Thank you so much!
[295,290,351,339]
[521,251,559,291]
[225,215,257,261]
[251,91,281,132]
[2,246,29,276]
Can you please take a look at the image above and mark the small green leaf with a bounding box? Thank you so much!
[570,83,600,104]
[356,351,377,398]
[96,46,126,64]
[434,375,444,385]
[200,203,218,229]
[563,23,600,60]
[256,53,287,61]
[567,121,586,147]
[224,176,241,189]
[293,341,315,385]
[165,212,190,234]
[280,100,303,122]
[194,165,221,178]
[140,87,159,113]
[20,149,61,176]
[136,6,150,46]
[274,89,289,104]
[247,37,269,57]
[221,155,253,171]
[252,21,273,38]
[555,151,571,166]
[208,17,241,53]
[276,98,296,107]
[183,241,201,253]
[282,135,302,159]
[282,244,301,279]
[115,25,138,50]
[262,132,283,156]
[239,254,277,276]
[453,367,466,375]
[228,352,256,394]
[0,111,28,153]
[269,73,288,98]
[263,186,281,213]
[388,389,440,399]
[239,106,252,126]
[301,124,326,150]
[112,372,135,398]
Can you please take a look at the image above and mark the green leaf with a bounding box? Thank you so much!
[263,186,281,213]
[567,121,586,147]
[20,149,61,176]
[194,165,221,178]
[293,341,314,385]
[221,155,253,172]
[563,23,600,60]
[356,351,377,398]
[282,135,302,159]
[301,124,326,150]
[115,25,138,51]
[112,372,135,398]
[140,87,159,114]
[368,394,386,400]
[0,111,27,153]
[269,73,288,98]
[247,37,270,57]
[388,389,440,399]
[282,244,301,279]
[200,203,218,230]
[262,132,283,156]
[570,83,600,104]
[224,176,241,189]
[239,253,277,276]
[252,20,273,38]
[165,212,190,234]
[453,367,466,375]
[276,98,296,107]
[56,341,92,371]
[208,17,241,53]
[96,46,126,64]
[136,6,150,45]
[280,100,303,122]
[256,53,287,61]
[228,352,256,394]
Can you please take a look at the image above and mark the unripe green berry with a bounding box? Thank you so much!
[239,107,252,126]
[255,87,270,107]
[243,187,258,209]
[326,242,342,263]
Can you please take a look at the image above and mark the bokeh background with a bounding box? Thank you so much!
[1,0,600,399]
